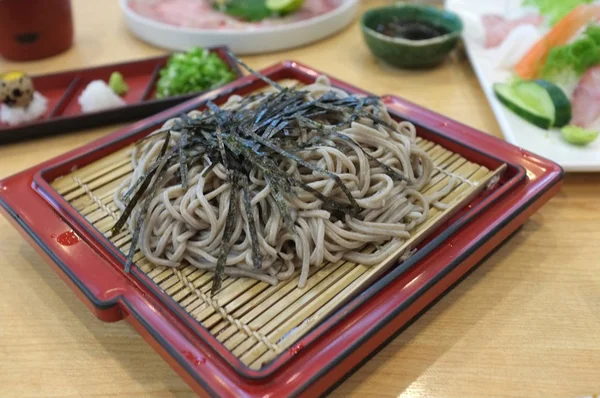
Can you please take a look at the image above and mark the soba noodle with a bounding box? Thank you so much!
[114,76,447,289]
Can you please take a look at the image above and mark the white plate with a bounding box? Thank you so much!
[120,0,359,55]
[446,0,600,172]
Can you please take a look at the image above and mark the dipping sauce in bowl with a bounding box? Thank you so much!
[374,18,450,41]
[361,4,463,69]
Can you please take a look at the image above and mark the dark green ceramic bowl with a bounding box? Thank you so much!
[361,3,463,69]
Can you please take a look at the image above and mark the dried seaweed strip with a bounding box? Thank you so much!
[269,135,327,152]
[225,136,296,233]
[212,174,239,294]
[314,101,347,112]
[251,95,315,132]
[292,178,355,215]
[240,174,262,270]
[265,120,289,140]
[178,112,196,126]
[265,174,296,234]
[353,97,366,114]
[173,150,204,182]
[134,127,170,146]
[201,161,217,177]
[208,102,232,174]
[121,139,183,202]
[120,175,144,202]
[227,50,283,91]
[112,131,171,236]
[254,88,288,125]
[124,150,170,273]
[178,129,190,189]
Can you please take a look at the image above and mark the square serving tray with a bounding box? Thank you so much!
[0,61,563,397]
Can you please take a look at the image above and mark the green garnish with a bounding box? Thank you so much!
[541,24,600,88]
[156,47,236,99]
[109,72,128,96]
[533,79,572,128]
[214,0,273,22]
[523,0,594,26]
[266,0,304,14]
[561,125,599,145]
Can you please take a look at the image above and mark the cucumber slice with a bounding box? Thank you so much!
[494,82,554,129]
[217,0,273,22]
[561,125,598,146]
[534,79,572,127]
[266,0,304,13]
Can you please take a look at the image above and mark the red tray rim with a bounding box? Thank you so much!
[0,60,564,397]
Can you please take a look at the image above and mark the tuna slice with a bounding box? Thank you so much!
[571,65,600,128]
[482,14,544,48]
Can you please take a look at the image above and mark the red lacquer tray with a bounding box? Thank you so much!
[0,46,242,144]
[0,61,563,397]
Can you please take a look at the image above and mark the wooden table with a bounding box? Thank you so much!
[1,1,599,397]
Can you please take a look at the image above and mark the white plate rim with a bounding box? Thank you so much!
[119,0,359,36]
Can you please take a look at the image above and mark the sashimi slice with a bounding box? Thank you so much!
[571,66,600,128]
[494,24,543,69]
[482,14,544,48]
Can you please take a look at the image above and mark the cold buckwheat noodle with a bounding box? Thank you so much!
[114,76,453,289]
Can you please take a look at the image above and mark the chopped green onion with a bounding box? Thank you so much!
[156,47,236,99]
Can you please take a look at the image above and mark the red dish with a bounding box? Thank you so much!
[0,46,242,144]
[0,61,563,397]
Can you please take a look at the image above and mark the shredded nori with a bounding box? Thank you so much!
[212,173,239,294]
[112,131,172,237]
[178,129,190,189]
[112,52,415,293]
[241,174,262,270]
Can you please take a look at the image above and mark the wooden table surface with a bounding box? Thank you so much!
[1,1,599,397]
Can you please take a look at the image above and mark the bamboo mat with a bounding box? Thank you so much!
[50,80,504,369]
[51,137,503,370]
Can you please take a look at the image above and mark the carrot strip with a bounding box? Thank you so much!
[514,4,600,79]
